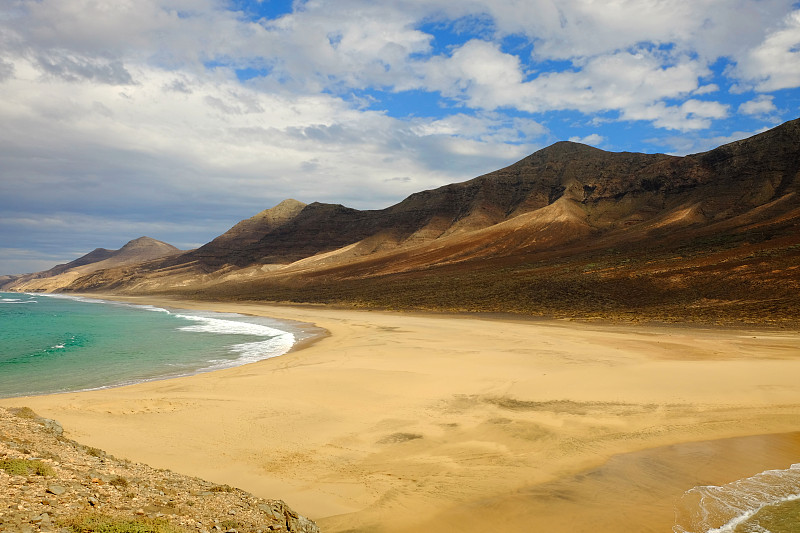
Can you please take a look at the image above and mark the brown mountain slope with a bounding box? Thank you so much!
[2,237,181,292]
[187,198,307,268]
[45,118,800,325]
[152,118,796,274]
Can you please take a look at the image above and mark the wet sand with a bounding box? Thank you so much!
[3,297,800,532]
[406,432,800,533]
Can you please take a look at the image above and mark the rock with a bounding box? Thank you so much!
[30,513,48,523]
[287,514,319,533]
[41,419,63,436]
[47,484,67,496]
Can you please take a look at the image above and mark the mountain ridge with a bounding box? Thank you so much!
[4,119,799,325]
[3,237,181,292]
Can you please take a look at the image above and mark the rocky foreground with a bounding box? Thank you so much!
[0,407,319,533]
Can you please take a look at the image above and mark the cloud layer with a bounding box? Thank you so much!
[1,0,799,273]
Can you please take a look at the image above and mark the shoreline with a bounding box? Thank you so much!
[2,295,800,532]
[0,292,328,399]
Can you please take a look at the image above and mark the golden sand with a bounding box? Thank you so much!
[3,297,800,532]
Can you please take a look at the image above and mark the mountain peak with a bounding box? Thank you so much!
[251,199,307,224]
[119,236,174,250]
[105,237,180,263]
[537,140,608,157]
[189,199,308,266]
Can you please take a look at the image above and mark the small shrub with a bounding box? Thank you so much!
[0,458,29,476]
[31,460,56,476]
[109,476,129,488]
[86,447,105,458]
[209,484,234,493]
[59,514,187,533]
[0,458,55,477]
[11,407,38,419]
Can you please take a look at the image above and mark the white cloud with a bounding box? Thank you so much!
[4,1,796,130]
[568,133,604,146]
[693,84,719,95]
[738,94,778,116]
[656,127,771,155]
[413,39,525,107]
[525,52,707,113]
[411,43,719,131]
[453,0,793,63]
[0,52,540,215]
[732,9,800,91]
[622,99,729,131]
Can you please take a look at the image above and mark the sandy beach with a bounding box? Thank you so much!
[3,297,800,532]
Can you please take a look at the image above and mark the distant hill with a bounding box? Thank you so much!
[6,118,800,325]
[1,237,181,292]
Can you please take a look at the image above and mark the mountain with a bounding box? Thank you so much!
[2,237,181,292]
[7,119,800,325]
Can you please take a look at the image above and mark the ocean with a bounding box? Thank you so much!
[0,292,309,398]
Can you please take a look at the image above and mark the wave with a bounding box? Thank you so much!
[1,295,37,304]
[175,313,290,337]
[175,313,296,369]
[674,463,800,533]
[17,293,300,368]
[34,293,171,314]
[34,293,298,366]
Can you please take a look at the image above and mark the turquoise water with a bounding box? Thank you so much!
[0,292,303,398]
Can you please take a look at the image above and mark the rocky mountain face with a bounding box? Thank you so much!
[7,118,800,325]
[141,118,799,275]
[187,199,308,268]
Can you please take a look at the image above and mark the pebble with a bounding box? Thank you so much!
[30,513,49,524]
[46,485,66,496]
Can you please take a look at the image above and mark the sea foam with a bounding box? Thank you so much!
[674,463,800,533]
[175,313,296,369]
[1,296,36,304]
[33,294,298,369]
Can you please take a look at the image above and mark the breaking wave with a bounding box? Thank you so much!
[674,464,800,533]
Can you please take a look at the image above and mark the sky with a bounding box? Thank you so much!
[2,0,800,275]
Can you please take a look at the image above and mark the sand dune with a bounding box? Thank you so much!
[3,298,800,532]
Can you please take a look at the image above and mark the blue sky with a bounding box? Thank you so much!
[2,0,800,274]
